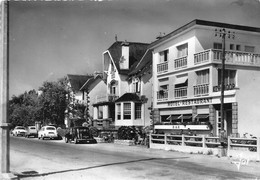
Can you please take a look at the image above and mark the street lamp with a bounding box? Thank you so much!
[215,28,235,144]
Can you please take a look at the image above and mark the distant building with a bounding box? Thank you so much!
[149,19,260,137]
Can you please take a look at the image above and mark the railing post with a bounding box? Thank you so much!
[182,134,185,146]
[257,137,260,161]
[202,135,206,148]
[165,134,167,145]
[227,136,231,157]
[149,134,152,147]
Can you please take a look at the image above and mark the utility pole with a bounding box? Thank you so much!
[215,28,235,145]
[0,1,17,179]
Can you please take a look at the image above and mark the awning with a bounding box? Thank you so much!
[195,114,209,119]
[175,76,188,85]
[178,114,192,120]
[166,115,179,121]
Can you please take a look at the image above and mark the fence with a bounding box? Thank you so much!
[150,134,260,160]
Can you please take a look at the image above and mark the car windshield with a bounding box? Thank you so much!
[16,127,25,130]
[30,127,36,129]
[46,127,55,130]
[77,128,90,135]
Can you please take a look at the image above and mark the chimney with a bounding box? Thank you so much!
[119,40,129,70]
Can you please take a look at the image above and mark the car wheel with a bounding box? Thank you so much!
[74,138,77,144]
[65,137,68,143]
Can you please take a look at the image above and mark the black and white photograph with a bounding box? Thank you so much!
[1,0,260,179]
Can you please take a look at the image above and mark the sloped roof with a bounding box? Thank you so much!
[67,74,93,92]
[128,49,152,76]
[115,93,141,103]
[107,41,149,75]
[80,75,103,91]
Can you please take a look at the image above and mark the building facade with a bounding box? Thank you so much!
[149,20,260,137]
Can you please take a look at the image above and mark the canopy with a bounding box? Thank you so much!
[195,114,209,119]
[175,76,188,85]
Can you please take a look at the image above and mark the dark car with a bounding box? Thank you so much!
[64,126,97,144]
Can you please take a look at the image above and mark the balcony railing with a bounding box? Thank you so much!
[96,94,119,103]
[194,84,209,96]
[174,56,187,69]
[194,49,260,66]
[157,61,168,73]
[157,90,168,101]
[194,50,210,65]
[174,87,187,98]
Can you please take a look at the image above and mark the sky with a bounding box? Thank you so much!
[8,0,260,98]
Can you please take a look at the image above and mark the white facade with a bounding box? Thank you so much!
[151,20,260,137]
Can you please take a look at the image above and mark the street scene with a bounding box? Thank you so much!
[1,0,260,180]
[10,136,260,180]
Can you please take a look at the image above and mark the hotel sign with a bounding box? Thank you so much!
[167,97,212,107]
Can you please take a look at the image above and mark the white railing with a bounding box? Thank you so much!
[193,84,209,96]
[174,87,187,98]
[157,91,168,101]
[157,62,168,73]
[194,50,210,65]
[174,56,187,69]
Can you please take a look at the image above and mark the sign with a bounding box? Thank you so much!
[154,125,210,130]
[167,97,212,107]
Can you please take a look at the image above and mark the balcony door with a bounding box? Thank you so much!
[216,110,227,136]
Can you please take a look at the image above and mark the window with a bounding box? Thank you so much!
[135,103,142,119]
[159,85,168,91]
[236,45,241,51]
[123,103,131,119]
[218,69,236,86]
[98,106,103,119]
[132,78,140,93]
[245,46,254,53]
[177,43,188,58]
[230,44,234,50]
[110,81,117,95]
[117,104,121,120]
[213,43,222,50]
[159,49,169,62]
[196,69,209,85]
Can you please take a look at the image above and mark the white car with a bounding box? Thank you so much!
[12,126,27,137]
[38,126,58,140]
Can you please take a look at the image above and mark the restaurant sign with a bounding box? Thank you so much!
[167,97,212,107]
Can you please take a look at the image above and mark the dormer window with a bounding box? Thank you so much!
[132,77,140,93]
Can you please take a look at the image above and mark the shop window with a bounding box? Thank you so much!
[177,43,188,58]
[213,42,222,50]
[159,49,169,62]
[117,104,121,120]
[123,103,131,119]
[135,103,142,119]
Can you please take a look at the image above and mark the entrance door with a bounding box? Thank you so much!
[216,110,227,136]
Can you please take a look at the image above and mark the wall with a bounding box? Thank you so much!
[89,80,107,119]
[236,68,260,137]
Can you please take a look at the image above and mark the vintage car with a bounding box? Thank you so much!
[11,126,27,137]
[25,126,38,138]
[64,126,97,144]
[38,126,58,140]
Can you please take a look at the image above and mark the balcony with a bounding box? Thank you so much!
[157,90,168,101]
[174,87,187,98]
[96,94,119,103]
[157,61,168,74]
[174,56,187,69]
[194,84,209,96]
[194,49,260,67]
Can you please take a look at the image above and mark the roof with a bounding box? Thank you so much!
[80,75,103,91]
[115,93,141,103]
[128,49,152,76]
[106,41,149,75]
[149,19,260,49]
[67,74,93,92]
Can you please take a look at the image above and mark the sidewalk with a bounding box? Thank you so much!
[10,142,260,180]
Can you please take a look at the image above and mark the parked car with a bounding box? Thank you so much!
[25,126,38,138]
[65,126,97,144]
[38,126,58,140]
[11,126,27,137]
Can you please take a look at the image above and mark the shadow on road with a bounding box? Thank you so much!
[14,157,189,179]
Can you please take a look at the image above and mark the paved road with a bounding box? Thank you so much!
[10,136,260,180]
